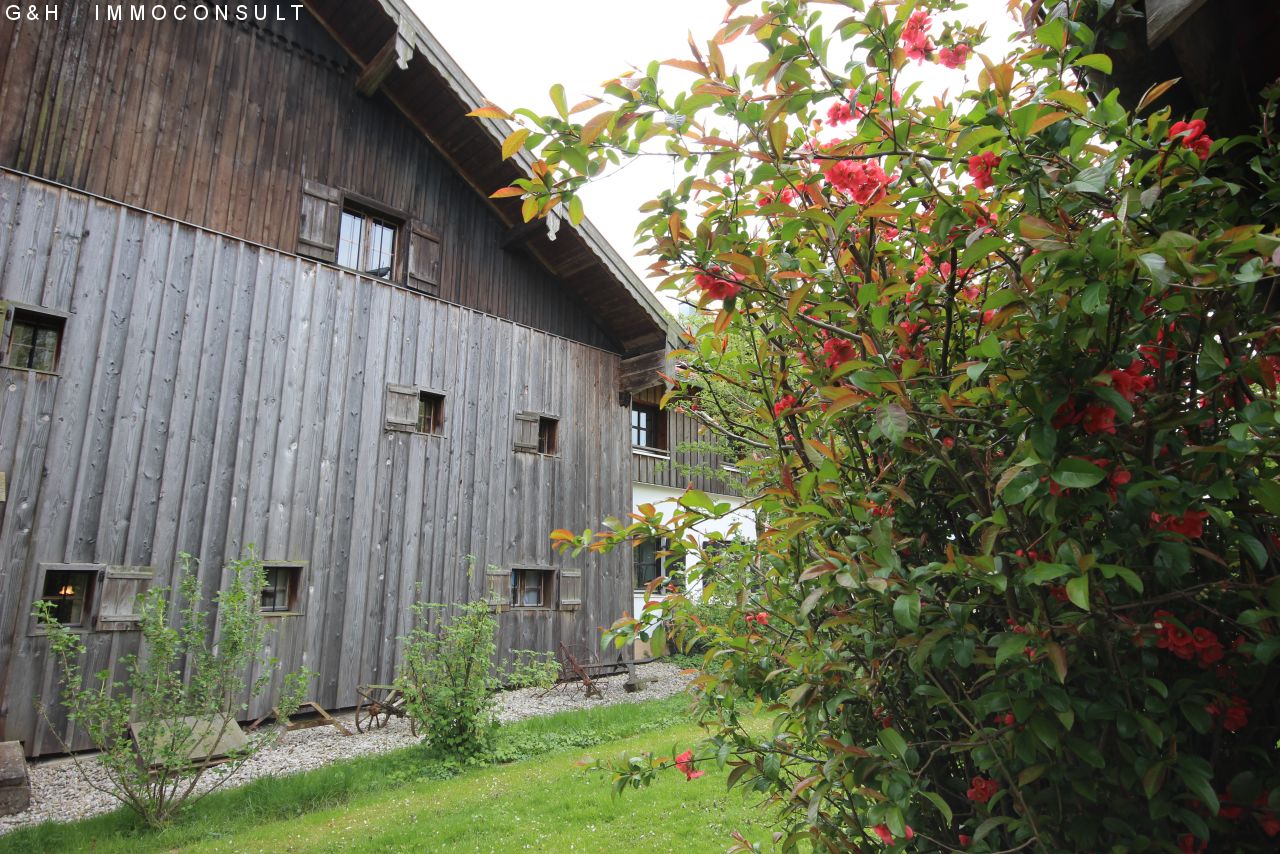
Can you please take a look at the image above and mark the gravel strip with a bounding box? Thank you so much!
[0,661,694,835]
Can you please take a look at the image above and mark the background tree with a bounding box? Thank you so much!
[490,1,1280,850]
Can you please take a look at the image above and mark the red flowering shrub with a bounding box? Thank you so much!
[503,0,1280,850]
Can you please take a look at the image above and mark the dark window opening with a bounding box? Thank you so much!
[40,569,95,627]
[631,402,667,450]
[337,206,398,278]
[418,391,445,434]
[537,417,558,455]
[261,565,302,613]
[633,537,672,589]
[4,308,64,373]
[510,568,553,607]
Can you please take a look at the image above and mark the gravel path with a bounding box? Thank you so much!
[0,661,694,835]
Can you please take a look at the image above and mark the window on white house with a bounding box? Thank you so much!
[510,567,553,607]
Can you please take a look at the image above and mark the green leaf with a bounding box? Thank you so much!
[877,728,909,760]
[1052,458,1106,488]
[1179,769,1219,816]
[1065,576,1090,611]
[1067,737,1105,768]
[920,790,952,825]
[1076,53,1113,74]
[995,635,1028,667]
[893,594,920,630]
[877,403,909,445]
[549,83,568,120]
[567,194,585,227]
[1023,562,1073,584]
[1252,481,1280,516]
[1097,563,1144,593]
[1002,471,1040,506]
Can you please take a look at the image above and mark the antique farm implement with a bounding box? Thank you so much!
[354,684,417,734]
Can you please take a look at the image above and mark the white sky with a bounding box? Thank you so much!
[412,0,1022,286]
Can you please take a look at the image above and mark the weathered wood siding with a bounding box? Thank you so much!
[0,6,616,350]
[0,172,632,755]
[630,388,744,497]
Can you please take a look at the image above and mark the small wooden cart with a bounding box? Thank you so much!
[354,684,418,735]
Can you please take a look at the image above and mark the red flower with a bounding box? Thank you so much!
[967,775,1001,804]
[1150,510,1208,539]
[871,824,914,845]
[693,267,742,301]
[941,436,954,449]
[1222,696,1250,732]
[823,337,857,369]
[1152,610,1197,660]
[1192,628,1224,667]
[828,159,892,205]
[827,99,854,126]
[1106,362,1155,402]
[937,44,970,68]
[1169,119,1213,160]
[773,395,798,417]
[755,611,769,626]
[1178,834,1206,854]
[958,835,971,847]
[900,10,934,61]
[968,151,1001,191]
[1050,584,1070,603]
[1108,467,1131,486]
[674,749,705,780]
[1080,403,1117,435]
[1052,398,1081,429]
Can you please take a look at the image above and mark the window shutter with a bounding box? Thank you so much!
[485,566,510,611]
[297,180,342,263]
[513,412,540,453]
[407,223,442,293]
[96,566,153,631]
[559,569,582,610]
[385,384,419,431]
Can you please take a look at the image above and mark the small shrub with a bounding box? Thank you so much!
[36,551,311,828]
[397,601,500,762]
[505,648,562,691]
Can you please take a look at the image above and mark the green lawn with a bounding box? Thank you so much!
[0,697,776,853]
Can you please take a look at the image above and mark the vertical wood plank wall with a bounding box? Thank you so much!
[0,173,632,755]
[0,8,617,351]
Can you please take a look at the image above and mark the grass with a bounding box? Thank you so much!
[0,695,777,853]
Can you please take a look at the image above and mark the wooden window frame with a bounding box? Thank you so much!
[386,384,447,437]
[630,401,668,452]
[509,566,555,609]
[337,201,401,281]
[260,562,305,617]
[417,390,445,435]
[537,416,558,455]
[514,411,560,456]
[1,302,68,375]
[37,567,97,629]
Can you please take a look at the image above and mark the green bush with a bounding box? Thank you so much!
[507,0,1280,850]
[397,601,500,762]
[36,551,310,827]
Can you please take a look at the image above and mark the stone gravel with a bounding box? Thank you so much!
[0,661,695,835]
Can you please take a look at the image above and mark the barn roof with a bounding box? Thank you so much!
[301,0,675,357]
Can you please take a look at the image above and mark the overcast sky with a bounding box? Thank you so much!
[411,0,1021,286]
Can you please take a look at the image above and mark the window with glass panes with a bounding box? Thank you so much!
[4,309,63,372]
[40,569,95,626]
[633,537,669,589]
[337,207,397,278]
[260,565,301,613]
[630,402,665,449]
[510,568,552,607]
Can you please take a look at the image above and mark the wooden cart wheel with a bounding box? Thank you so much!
[355,686,397,733]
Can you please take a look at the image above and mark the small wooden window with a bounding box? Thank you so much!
[3,307,65,373]
[510,568,553,608]
[39,569,96,627]
[261,564,302,614]
[631,402,667,451]
[537,417,558,455]
[417,391,445,434]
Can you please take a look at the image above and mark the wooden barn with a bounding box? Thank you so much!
[0,0,680,756]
